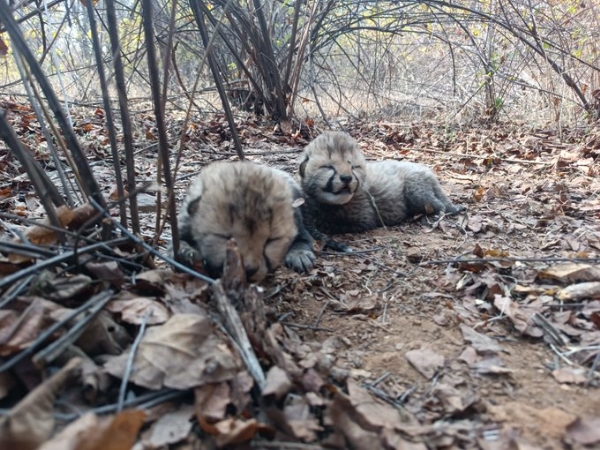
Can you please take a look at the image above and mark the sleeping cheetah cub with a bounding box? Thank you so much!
[178,161,315,282]
[299,131,464,247]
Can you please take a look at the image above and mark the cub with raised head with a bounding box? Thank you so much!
[178,161,315,282]
[299,131,464,243]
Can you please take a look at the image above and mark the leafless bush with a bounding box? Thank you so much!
[0,0,598,126]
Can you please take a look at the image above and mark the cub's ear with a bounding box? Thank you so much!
[187,197,201,216]
[185,177,204,216]
[299,155,309,177]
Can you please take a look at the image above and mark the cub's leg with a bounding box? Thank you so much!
[299,201,352,252]
[285,207,316,272]
[403,172,464,217]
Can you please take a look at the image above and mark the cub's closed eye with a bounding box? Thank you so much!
[319,165,335,170]
[266,237,283,244]
[214,234,232,240]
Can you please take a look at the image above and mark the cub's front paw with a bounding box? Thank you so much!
[285,248,316,273]
[325,238,352,253]
[446,204,466,215]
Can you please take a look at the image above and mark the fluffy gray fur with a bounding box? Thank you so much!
[299,131,464,240]
[177,161,315,282]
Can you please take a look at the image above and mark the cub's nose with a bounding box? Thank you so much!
[339,174,353,184]
[245,266,259,279]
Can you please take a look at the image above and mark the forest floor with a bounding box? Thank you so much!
[1,102,600,449]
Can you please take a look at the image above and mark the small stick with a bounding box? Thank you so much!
[424,256,600,265]
[397,384,417,403]
[363,383,406,410]
[391,147,553,165]
[586,353,600,386]
[0,274,35,308]
[0,241,57,258]
[0,238,128,291]
[0,290,113,373]
[313,300,330,328]
[251,441,327,449]
[118,310,151,412]
[320,246,382,256]
[372,371,390,386]
[549,343,575,366]
[89,198,214,285]
[212,281,266,390]
[531,313,568,347]
[32,291,114,367]
[372,261,412,277]
[381,302,388,325]
[280,322,333,332]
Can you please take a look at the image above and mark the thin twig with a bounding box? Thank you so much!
[0,237,128,292]
[372,371,391,386]
[118,310,151,412]
[89,198,214,285]
[280,322,333,332]
[320,246,382,256]
[32,291,114,367]
[586,352,600,386]
[314,300,330,328]
[0,240,58,258]
[397,147,553,165]
[0,389,186,422]
[251,442,327,449]
[0,274,35,308]
[424,256,600,265]
[0,290,113,373]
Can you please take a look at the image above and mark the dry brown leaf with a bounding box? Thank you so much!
[551,367,587,385]
[77,410,145,450]
[488,401,574,441]
[565,416,600,445]
[346,378,413,429]
[194,382,231,421]
[0,298,48,356]
[466,216,483,233]
[213,417,264,447]
[134,268,174,285]
[382,428,428,450]
[432,383,478,414]
[459,324,504,355]
[493,295,543,337]
[556,282,600,302]
[262,365,292,400]
[78,310,130,356]
[0,372,16,401]
[85,261,126,289]
[229,371,254,414]
[405,347,445,379]
[283,396,323,442]
[0,38,8,56]
[38,413,99,450]
[329,390,385,450]
[0,357,81,449]
[8,204,95,264]
[537,263,600,283]
[301,368,325,392]
[107,297,170,325]
[104,314,241,390]
[29,273,94,302]
[143,405,195,448]
[471,355,513,375]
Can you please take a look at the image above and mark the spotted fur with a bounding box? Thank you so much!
[178,161,314,282]
[299,131,464,245]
